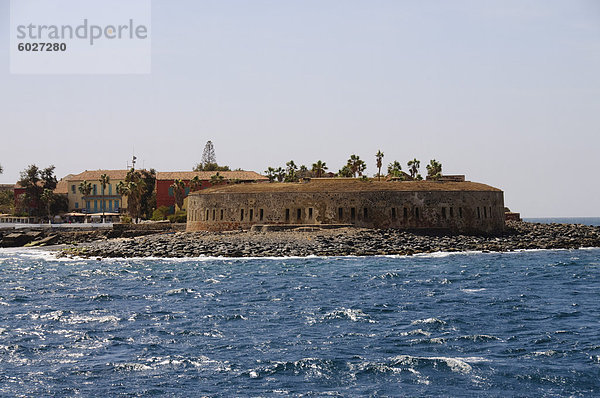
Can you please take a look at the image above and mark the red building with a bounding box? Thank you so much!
[155,171,268,212]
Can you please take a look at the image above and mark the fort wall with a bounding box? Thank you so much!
[186,180,505,234]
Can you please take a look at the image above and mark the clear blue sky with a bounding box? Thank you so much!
[1,0,599,217]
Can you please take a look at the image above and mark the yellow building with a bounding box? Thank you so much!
[59,170,129,214]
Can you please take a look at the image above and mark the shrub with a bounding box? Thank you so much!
[168,210,187,223]
[151,206,171,221]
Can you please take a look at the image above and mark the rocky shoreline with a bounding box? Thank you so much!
[54,221,600,259]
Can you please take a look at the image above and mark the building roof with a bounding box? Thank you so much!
[54,177,71,194]
[156,171,267,181]
[65,170,130,182]
[192,178,502,195]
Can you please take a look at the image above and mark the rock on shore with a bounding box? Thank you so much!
[57,221,600,259]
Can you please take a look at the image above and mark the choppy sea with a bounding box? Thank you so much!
[0,248,599,397]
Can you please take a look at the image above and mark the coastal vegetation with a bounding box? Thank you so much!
[375,151,384,180]
[194,141,230,172]
[387,161,404,178]
[407,158,423,180]
[17,164,67,218]
[426,159,443,180]
[100,173,110,222]
[116,168,156,222]
[170,179,186,210]
[264,155,444,182]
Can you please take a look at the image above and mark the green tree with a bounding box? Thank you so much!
[347,154,367,177]
[40,188,55,223]
[337,164,353,178]
[407,158,421,180]
[297,165,310,179]
[117,169,150,222]
[375,151,384,181]
[426,159,443,180]
[170,179,186,211]
[17,165,58,216]
[275,167,286,182]
[0,191,14,214]
[311,160,328,178]
[387,161,404,178]
[78,180,92,213]
[100,174,110,222]
[194,140,231,172]
[284,160,299,182]
[264,167,277,183]
[138,168,156,219]
[0,164,3,174]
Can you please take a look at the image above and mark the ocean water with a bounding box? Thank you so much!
[0,249,599,397]
[523,217,600,227]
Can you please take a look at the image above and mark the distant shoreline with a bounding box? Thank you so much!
[523,217,600,227]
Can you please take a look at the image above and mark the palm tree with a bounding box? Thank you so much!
[171,179,186,211]
[210,172,225,185]
[426,159,443,180]
[78,180,92,214]
[375,151,384,181]
[190,175,203,191]
[275,167,285,182]
[285,160,298,182]
[387,161,403,178]
[40,188,54,224]
[264,167,277,183]
[100,174,110,223]
[311,160,328,178]
[407,158,421,180]
[347,154,367,177]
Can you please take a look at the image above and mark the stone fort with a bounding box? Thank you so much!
[186,178,505,234]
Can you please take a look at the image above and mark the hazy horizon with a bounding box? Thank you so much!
[1,0,599,218]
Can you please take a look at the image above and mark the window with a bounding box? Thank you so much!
[459,207,463,218]
[220,209,224,220]
[168,187,174,196]
[484,207,487,218]
[71,185,76,194]
[109,201,113,211]
[185,187,190,195]
[489,207,492,218]
[93,185,97,195]
[404,207,408,218]
[442,207,447,219]
[415,207,420,219]
[285,209,290,221]
[250,209,254,221]
[450,207,454,218]
[351,208,356,221]
[241,209,244,221]
[94,200,98,211]
[206,209,209,220]
[75,202,79,209]
[391,207,396,220]
[477,207,481,219]
[259,209,264,221]
[297,209,301,220]
[363,208,368,220]
[213,209,216,220]
[87,201,90,210]
[109,184,112,195]
[338,208,343,220]
[308,208,313,219]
